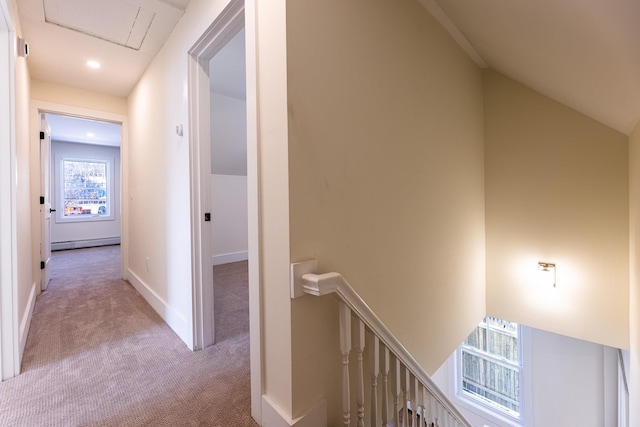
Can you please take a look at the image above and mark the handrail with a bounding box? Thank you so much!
[291,260,472,426]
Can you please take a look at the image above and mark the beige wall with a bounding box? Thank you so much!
[629,118,640,424]
[485,69,629,349]
[31,79,126,115]
[11,0,34,360]
[287,0,486,420]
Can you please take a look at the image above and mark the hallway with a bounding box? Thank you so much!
[0,246,256,426]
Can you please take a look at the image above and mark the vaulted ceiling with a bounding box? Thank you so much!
[427,0,640,135]
[17,0,640,135]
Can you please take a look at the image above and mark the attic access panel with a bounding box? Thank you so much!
[43,0,155,50]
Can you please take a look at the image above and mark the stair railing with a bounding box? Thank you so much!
[291,260,472,427]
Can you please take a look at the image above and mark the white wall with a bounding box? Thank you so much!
[210,92,246,176]
[50,140,121,246]
[209,91,248,265]
[433,327,619,427]
[211,174,247,264]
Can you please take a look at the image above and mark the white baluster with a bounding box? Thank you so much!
[404,368,410,427]
[415,378,422,427]
[369,335,380,427]
[394,359,401,427]
[339,302,351,426]
[381,346,389,426]
[426,391,434,426]
[355,319,365,427]
[421,385,428,427]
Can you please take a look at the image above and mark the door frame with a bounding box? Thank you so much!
[0,0,19,380]
[187,0,263,420]
[30,102,129,287]
[39,114,52,292]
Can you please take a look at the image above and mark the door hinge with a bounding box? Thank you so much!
[40,196,45,205]
[40,261,45,270]
[39,131,44,140]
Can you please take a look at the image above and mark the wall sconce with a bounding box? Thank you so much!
[538,262,556,287]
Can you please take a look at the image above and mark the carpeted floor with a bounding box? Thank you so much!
[0,245,257,427]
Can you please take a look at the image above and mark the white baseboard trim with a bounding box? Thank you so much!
[52,237,120,251]
[127,269,192,349]
[212,251,248,266]
[19,282,37,360]
[261,395,326,427]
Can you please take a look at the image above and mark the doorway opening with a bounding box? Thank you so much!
[209,25,247,341]
[31,102,129,288]
[188,0,261,420]
[39,113,123,291]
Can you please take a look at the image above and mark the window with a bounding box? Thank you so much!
[458,317,522,422]
[57,156,114,222]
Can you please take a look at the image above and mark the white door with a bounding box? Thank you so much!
[40,114,52,291]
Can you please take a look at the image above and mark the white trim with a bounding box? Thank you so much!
[244,1,263,422]
[54,154,115,223]
[52,237,120,251]
[444,324,533,427]
[186,0,249,348]
[188,2,262,422]
[212,251,248,266]
[455,319,523,424]
[0,3,20,380]
[418,0,487,69]
[19,282,37,358]
[261,395,326,427]
[127,269,191,343]
[187,2,246,352]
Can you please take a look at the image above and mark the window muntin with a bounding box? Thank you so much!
[458,317,522,420]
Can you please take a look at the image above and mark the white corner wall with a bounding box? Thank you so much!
[286,0,485,421]
[211,92,247,176]
[485,69,629,350]
[211,174,247,265]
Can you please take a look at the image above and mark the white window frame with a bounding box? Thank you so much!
[55,153,115,223]
[454,317,530,427]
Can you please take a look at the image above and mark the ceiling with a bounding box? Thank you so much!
[46,114,121,147]
[17,0,640,135]
[424,0,640,135]
[18,0,190,97]
[209,27,245,100]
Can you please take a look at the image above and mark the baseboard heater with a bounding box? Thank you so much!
[52,237,121,251]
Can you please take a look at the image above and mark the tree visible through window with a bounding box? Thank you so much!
[458,317,522,421]
[62,159,109,217]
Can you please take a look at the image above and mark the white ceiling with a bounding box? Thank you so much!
[17,0,640,135]
[18,0,190,97]
[209,27,245,100]
[46,113,122,147]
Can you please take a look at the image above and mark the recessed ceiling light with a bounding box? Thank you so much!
[86,132,95,137]
[86,60,101,69]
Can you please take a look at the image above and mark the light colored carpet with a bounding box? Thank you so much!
[0,245,257,427]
